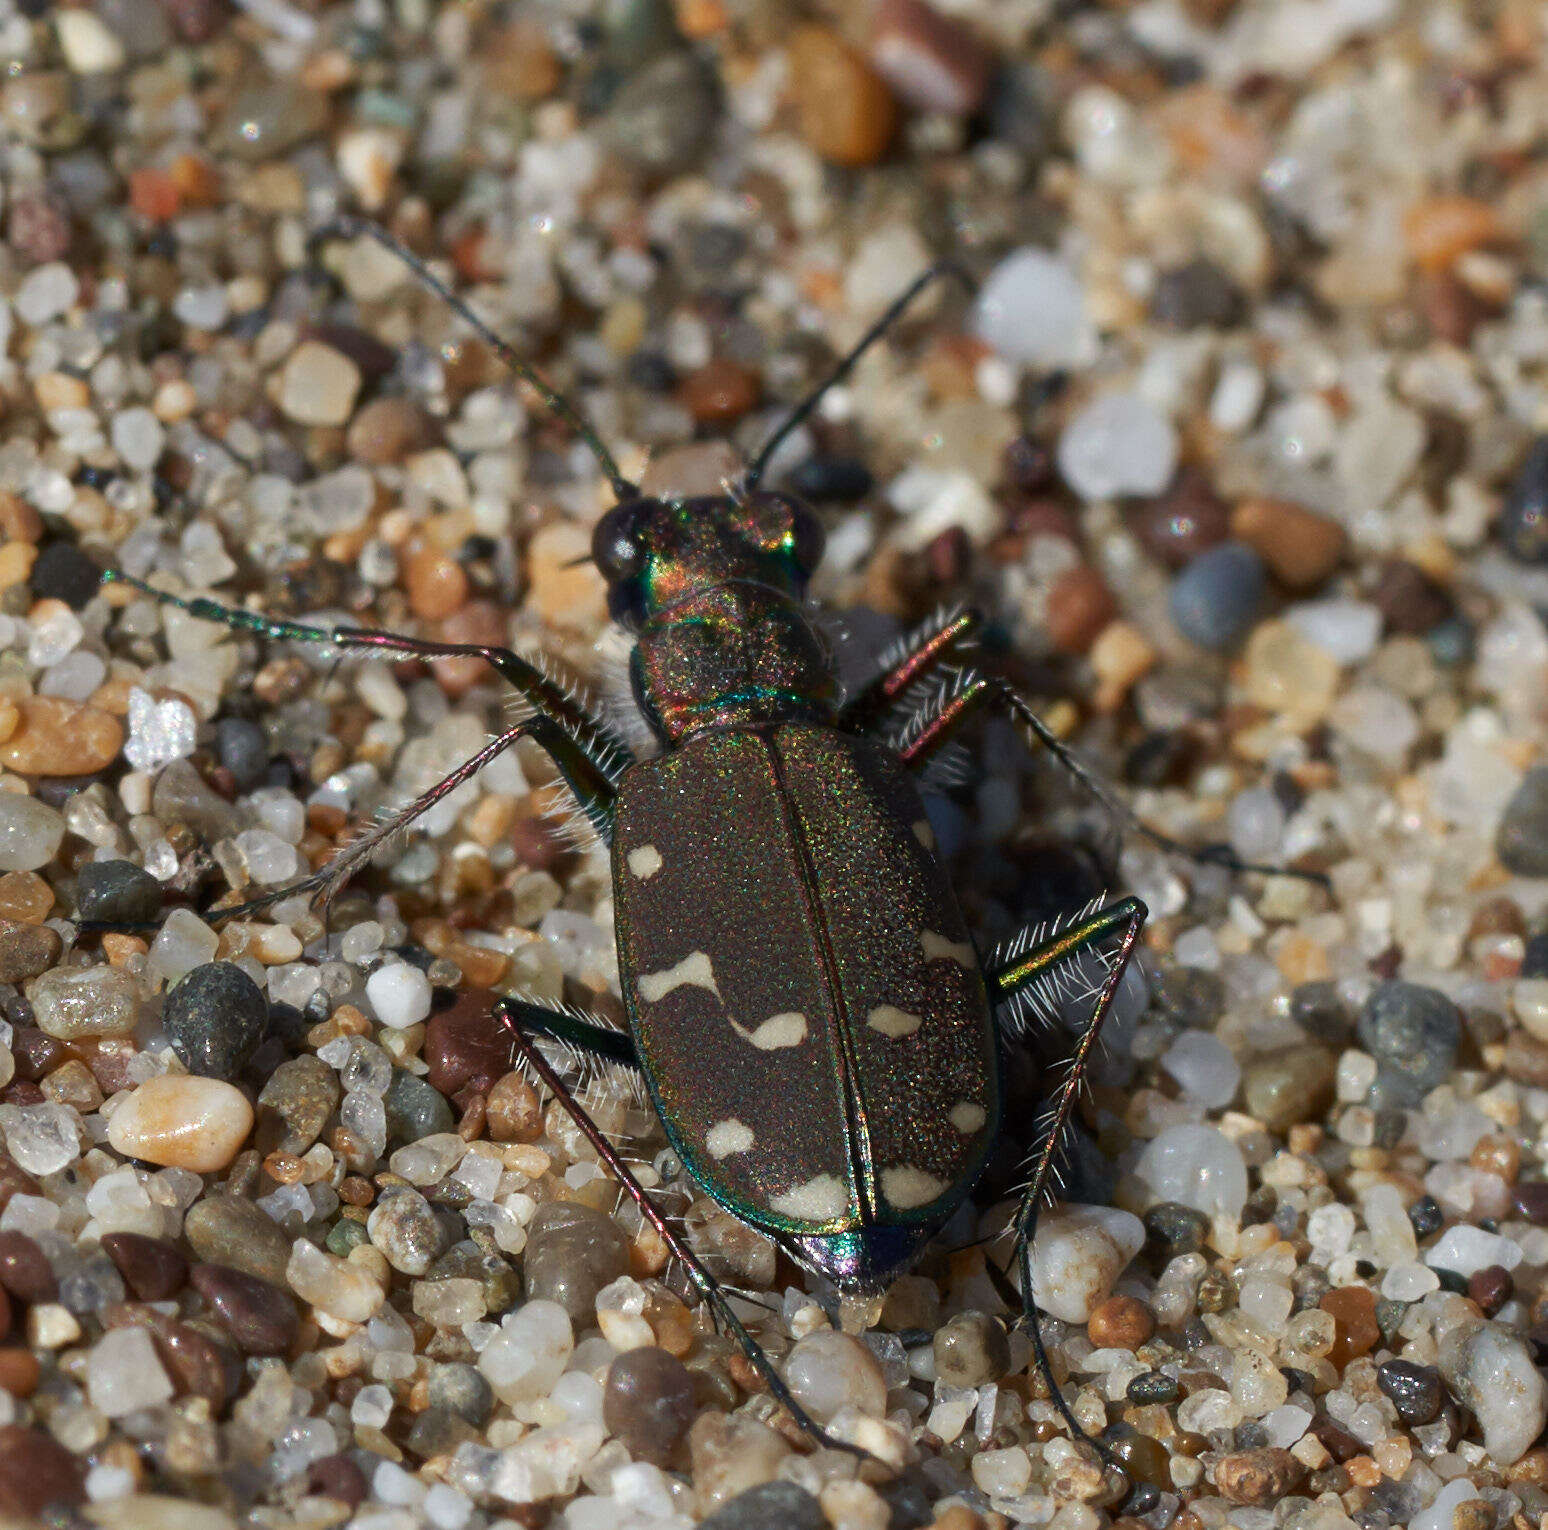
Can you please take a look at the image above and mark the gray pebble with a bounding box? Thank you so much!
[427,1362,493,1428]
[1151,257,1246,329]
[215,718,269,791]
[1357,980,1461,1109]
[522,1201,629,1322]
[384,1069,456,1143]
[1499,437,1548,564]
[164,962,268,1080]
[603,1346,696,1466]
[1242,1045,1336,1131]
[602,52,719,176]
[1169,542,1266,652]
[699,1481,825,1530]
[183,1196,290,1287]
[1497,766,1548,876]
[75,860,162,924]
[367,1187,449,1276]
[257,1054,340,1155]
[405,1405,478,1461]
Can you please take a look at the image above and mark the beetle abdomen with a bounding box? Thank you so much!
[613,725,1000,1239]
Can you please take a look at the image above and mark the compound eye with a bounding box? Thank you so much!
[591,500,654,582]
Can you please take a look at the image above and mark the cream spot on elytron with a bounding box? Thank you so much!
[866,1005,921,1038]
[882,1166,948,1209]
[638,951,720,1003]
[733,1011,807,1049]
[949,1101,987,1134]
[770,1174,850,1221]
[627,844,663,880]
[705,1119,754,1158]
[920,930,975,969]
[912,819,934,850]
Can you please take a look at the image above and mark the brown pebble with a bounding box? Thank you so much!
[486,1070,543,1142]
[432,599,508,699]
[869,0,991,116]
[0,871,52,923]
[1215,1446,1306,1505]
[1045,566,1118,655]
[0,697,123,777]
[307,1453,369,1508]
[346,397,437,464]
[405,544,470,622]
[604,1346,697,1466]
[1087,1295,1156,1350]
[1468,1263,1513,1316]
[1230,497,1347,590]
[0,1231,56,1303]
[101,1231,189,1302]
[0,918,60,983]
[6,193,71,265]
[1129,471,1230,569]
[1513,1181,1548,1225]
[102,1303,233,1407]
[1505,1030,1548,1088]
[0,493,42,545]
[1469,1133,1520,1183]
[0,1424,87,1520]
[1319,1285,1379,1370]
[188,1262,298,1356]
[1369,558,1452,635]
[788,26,897,167]
[678,359,761,425]
[0,1347,39,1397]
[425,989,509,1098]
[1403,194,1501,274]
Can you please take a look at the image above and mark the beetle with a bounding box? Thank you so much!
[102,223,1166,1458]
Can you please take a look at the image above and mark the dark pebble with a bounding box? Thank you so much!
[603,1346,696,1466]
[985,61,1054,159]
[522,1202,629,1322]
[1522,931,1548,979]
[1376,1359,1444,1424]
[188,1263,297,1355]
[0,1230,56,1302]
[1433,1266,1469,1294]
[698,1480,826,1530]
[788,454,873,503]
[306,1454,368,1509]
[1497,767,1548,877]
[1144,1201,1209,1256]
[1308,1413,1364,1463]
[1357,980,1461,1109]
[424,990,509,1098]
[427,1361,494,1428]
[102,1304,233,1407]
[384,1068,457,1143]
[1426,614,1473,667]
[1369,557,1453,635]
[1513,1182,1548,1225]
[29,542,101,610]
[1468,1264,1513,1316]
[1150,257,1246,329]
[164,962,269,1079]
[1290,981,1356,1046]
[215,717,270,791]
[101,1231,187,1301]
[602,52,720,176]
[1499,436,1548,563]
[1130,470,1230,569]
[1169,542,1266,652]
[1408,1194,1444,1239]
[0,1424,87,1519]
[1127,1370,1180,1404]
[933,1310,1010,1387]
[0,920,60,984]
[406,1404,478,1460]
[76,859,163,925]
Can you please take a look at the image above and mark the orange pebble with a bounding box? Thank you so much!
[1403,195,1501,274]
[404,544,469,621]
[128,168,181,224]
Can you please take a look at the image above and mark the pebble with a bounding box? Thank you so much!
[1356,981,1461,1109]
[1169,543,1267,652]
[698,1481,825,1530]
[101,1232,188,1302]
[1469,1264,1513,1315]
[1370,557,1453,635]
[1497,766,1548,876]
[973,247,1093,369]
[1230,497,1347,590]
[346,397,437,464]
[1134,1124,1248,1219]
[29,964,139,1040]
[485,1071,543,1142]
[383,1069,456,1141]
[602,51,720,175]
[213,719,268,791]
[276,341,361,427]
[366,961,433,1030]
[75,860,163,924]
[1438,1319,1547,1464]
[0,697,123,776]
[427,1362,493,1428]
[522,1202,629,1321]
[1319,1285,1379,1368]
[1376,1359,1444,1424]
[1425,1224,1523,1277]
[1057,392,1177,501]
[1045,566,1117,655]
[788,27,897,167]
[868,0,991,116]
[603,1346,697,1466]
[1027,1204,1145,1323]
[1150,257,1245,329]
[256,1055,340,1155]
[783,1330,887,1422]
[164,963,269,1080]
[1242,1045,1336,1130]
[108,1076,254,1172]
[306,1455,368,1509]
[478,1299,573,1404]
[181,1197,291,1286]
[188,1263,298,1356]
[90,1325,174,1416]
[1088,1295,1156,1350]
[368,1188,449,1276]
[1214,1446,1306,1505]
[1412,1481,1487,1530]
[932,1310,1010,1387]
[286,1237,383,1324]
[1160,1030,1240,1108]
[1130,472,1230,568]
[0,795,64,873]
[0,1424,86,1520]
[0,919,60,984]
[0,1231,54,1304]
[55,9,126,72]
[1499,437,1548,563]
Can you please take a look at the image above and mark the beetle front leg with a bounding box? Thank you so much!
[496,1001,874,1462]
[986,898,1147,1454]
[840,607,980,733]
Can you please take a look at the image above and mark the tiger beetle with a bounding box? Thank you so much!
[101,219,1281,1469]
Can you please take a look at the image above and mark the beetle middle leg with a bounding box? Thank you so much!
[495,998,872,1460]
[984,898,1147,1455]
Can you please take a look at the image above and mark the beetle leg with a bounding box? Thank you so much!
[987,898,1147,1454]
[840,606,980,733]
[496,996,639,1072]
[100,570,633,782]
[496,998,873,1461]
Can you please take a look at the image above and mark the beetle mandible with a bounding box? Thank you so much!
[105,222,1164,1457]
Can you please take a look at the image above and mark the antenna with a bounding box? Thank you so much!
[314,216,637,501]
[742,260,974,492]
